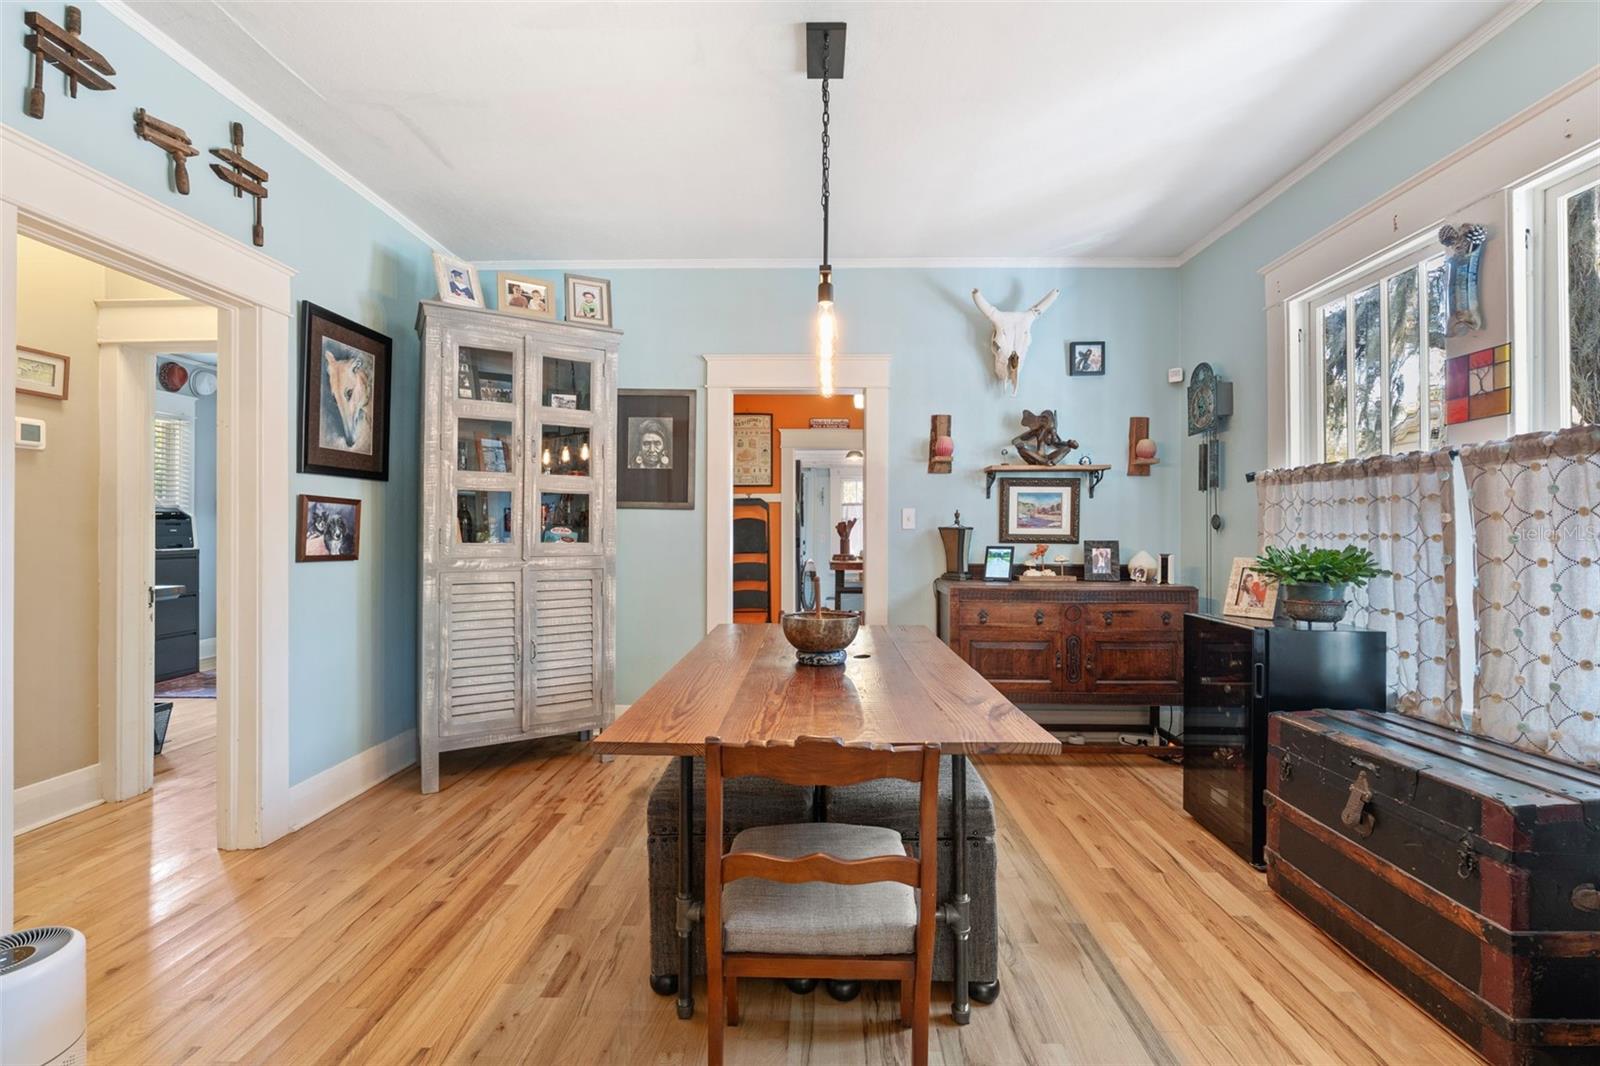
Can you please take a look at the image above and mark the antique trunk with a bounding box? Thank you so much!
[1265,709,1600,1065]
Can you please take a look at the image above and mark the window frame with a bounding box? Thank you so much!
[1520,157,1600,429]
[152,406,195,516]
[1298,234,1444,463]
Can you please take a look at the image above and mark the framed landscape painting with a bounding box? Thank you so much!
[997,477,1080,544]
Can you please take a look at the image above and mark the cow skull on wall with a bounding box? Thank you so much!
[972,288,1059,394]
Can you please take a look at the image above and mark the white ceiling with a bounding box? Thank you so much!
[128,1,1515,262]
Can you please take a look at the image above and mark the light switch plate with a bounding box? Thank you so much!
[901,507,916,530]
[1167,367,1184,384]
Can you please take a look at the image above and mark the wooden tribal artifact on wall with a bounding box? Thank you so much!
[134,109,198,194]
[928,414,953,473]
[210,122,269,246]
[23,5,116,119]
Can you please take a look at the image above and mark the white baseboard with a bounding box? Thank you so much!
[198,636,217,663]
[288,729,417,831]
[14,764,103,835]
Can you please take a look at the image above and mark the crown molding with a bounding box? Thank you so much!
[473,256,1180,272]
[1176,0,1540,267]
[100,0,455,257]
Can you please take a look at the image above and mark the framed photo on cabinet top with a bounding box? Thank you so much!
[1224,556,1279,620]
[498,272,557,319]
[564,273,613,328]
[433,252,483,308]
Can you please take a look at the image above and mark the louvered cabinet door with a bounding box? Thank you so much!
[440,571,523,736]
[527,564,604,729]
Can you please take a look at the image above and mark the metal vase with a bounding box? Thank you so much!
[938,515,973,580]
[1281,582,1349,625]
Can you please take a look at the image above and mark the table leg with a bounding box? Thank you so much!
[946,753,972,1025]
[834,568,844,610]
[675,755,696,1019]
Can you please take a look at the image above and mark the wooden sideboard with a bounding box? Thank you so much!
[934,575,1198,753]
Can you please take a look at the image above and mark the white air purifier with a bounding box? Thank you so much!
[1,927,88,1066]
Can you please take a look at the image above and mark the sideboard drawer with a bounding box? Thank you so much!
[1084,603,1180,632]
[956,600,1059,629]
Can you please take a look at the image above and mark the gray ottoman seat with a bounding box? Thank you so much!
[646,755,1000,989]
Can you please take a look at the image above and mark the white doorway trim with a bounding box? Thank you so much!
[703,355,890,629]
[96,298,219,806]
[2,127,294,929]
[777,428,864,615]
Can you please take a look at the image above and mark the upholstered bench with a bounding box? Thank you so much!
[646,756,999,997]
[822,759,999,994]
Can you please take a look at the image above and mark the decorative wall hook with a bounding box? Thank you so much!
[210,121,269,246]
[134,109,198,194]
[23,5,116,119]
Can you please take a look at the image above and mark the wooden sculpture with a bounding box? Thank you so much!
[835,517,857,559]
[23,6,116,119]
[134,109,198,194]
[210,122,269,246]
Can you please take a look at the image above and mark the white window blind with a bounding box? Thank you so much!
[153,412,194,514]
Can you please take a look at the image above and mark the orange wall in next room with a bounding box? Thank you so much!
[731,393,864,621]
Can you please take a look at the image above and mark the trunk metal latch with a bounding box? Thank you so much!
[1341,770,1376,838]
[1575,884,1600,913]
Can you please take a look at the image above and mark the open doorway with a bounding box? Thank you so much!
[11,236,220,847]
[786,440,865,614]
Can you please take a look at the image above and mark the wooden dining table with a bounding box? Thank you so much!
[594,623,1060,1024]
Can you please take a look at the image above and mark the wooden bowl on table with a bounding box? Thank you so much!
[780,609,860,666]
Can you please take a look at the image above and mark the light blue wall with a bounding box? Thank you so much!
[195,389,217,643]
[1176,0,1600,606]
[489,267,1183,701]
[4,3,436,784]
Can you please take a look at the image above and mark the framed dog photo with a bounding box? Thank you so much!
[298,302,393,480]
[1083,540,1121,581]
[617,389,696,509]
[1224,556,1279,620]
[434,252,483,308]
[296,494,361,562]
[498,272,556,319]
[1068,341,1106,376]
[564,273,613,328]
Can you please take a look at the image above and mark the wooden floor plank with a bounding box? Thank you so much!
[14,737,1477,1064]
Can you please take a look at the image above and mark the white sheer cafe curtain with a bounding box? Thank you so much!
[1256,451,1461,728]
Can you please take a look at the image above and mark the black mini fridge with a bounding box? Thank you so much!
[1182,614,1386,867]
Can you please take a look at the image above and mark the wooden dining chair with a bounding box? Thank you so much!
[704,735,940,1066]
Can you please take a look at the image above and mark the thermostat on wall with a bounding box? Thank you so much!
[15,416,46,449]
[1167,367,1184,384]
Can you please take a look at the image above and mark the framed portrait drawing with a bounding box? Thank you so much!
[296,494,361,562]
[733,412,773,487]
[617,389,696,509]
[298,301,393,480]
[498,272,556,319]
[1068,341,1106,375]
[433,252,483,308]
[1224,556,1279,620]
[997,477,1079,544]
[564,273,613,328]
[1083,540,1121,581]
[15,346,70,400]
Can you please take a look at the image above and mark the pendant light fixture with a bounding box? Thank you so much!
[807,22,845,397]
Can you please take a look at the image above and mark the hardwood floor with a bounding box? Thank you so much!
[13,739,1477,1064]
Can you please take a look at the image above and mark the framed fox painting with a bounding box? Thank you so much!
[298,301,393,480]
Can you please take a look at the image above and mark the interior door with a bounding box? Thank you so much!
[440,570,523,736]
[526,562,605,728]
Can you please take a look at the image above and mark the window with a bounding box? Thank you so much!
[838,474,864,556]
[1312,250,1448,461]
[1545,167,1600,425]
[153,412,194,514]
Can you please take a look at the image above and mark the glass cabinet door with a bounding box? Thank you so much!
[446,331,523,558]
[526,346,604,557]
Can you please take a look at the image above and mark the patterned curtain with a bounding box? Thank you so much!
[1459,426,1600,767]
[1256,451,1460,727]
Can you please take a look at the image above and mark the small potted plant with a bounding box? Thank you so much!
[1252,544,1384,625]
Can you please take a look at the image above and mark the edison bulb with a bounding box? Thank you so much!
[579,441,590,461]
[816,300,836,398]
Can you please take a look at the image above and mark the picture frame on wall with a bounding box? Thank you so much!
[997,477,1080,544]
[564,273,613,328]
[733,411,773,487]
[433,252,483,308]
[1223,556,1279,620]
[296,494,362,562]
[15,346,70,400]
[498,272,557,319]
[298,301,393,481]
[1083,539,1121,581]
[1068,341,1106,375]
[617,389,696,509]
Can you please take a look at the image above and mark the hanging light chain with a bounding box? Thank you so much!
[820,29,831,267]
